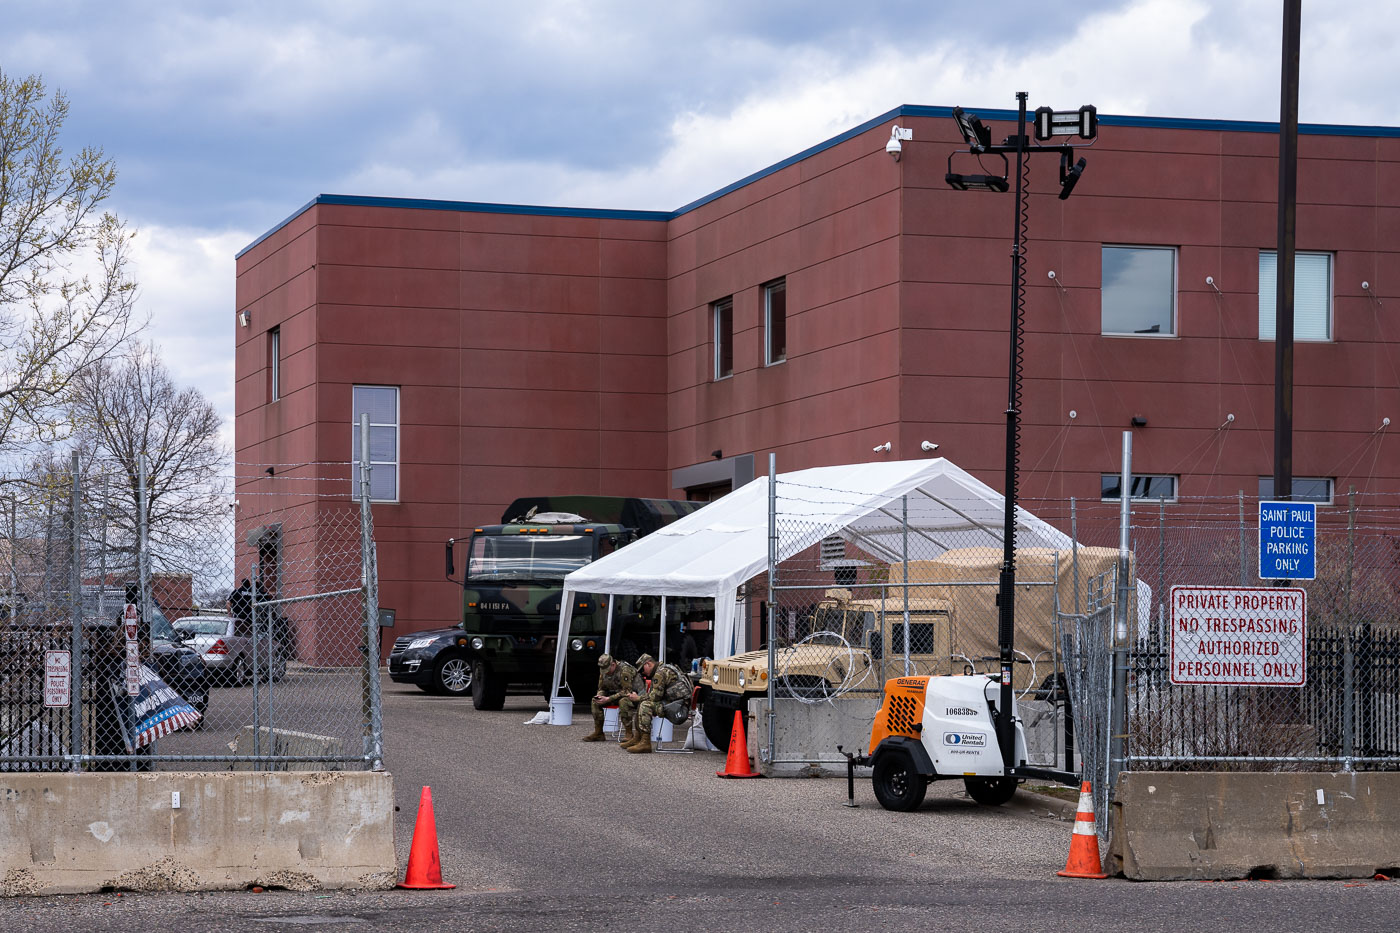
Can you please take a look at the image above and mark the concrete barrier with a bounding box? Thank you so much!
[0,771,395,895]
[1110,771,1400,880]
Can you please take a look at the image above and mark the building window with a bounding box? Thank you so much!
[713,297,734,380]
[352,385,399,502]
[1258,476,1333,504]
[1101,473,1177,502]
[1259,251,1332,341]
[1101,246,1176,336]
[764,279,786,366]
[268,327,281,402]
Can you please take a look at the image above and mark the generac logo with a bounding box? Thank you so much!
[895,678,926,687]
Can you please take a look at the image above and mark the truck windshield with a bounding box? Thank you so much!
[467,534,594,581]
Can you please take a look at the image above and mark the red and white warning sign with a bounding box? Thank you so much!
[124,602,142,696]
[1170,585,1307,686]
[44,650,72,708]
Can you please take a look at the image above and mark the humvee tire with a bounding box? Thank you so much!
[701,694,745,752]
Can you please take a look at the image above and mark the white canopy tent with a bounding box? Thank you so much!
[549,458,1093,700]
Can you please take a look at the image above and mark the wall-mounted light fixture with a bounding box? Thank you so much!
[1131,416,1148,428]
[711,449,723,460]
[238,309,251,327]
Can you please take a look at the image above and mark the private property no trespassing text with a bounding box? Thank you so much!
[1169,586,1306,686]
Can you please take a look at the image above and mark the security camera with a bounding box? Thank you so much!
[886,125,912,162]
[1205,276,1214,286]
[1047,271,1056,280]
[920,441,939,452]
[872,442,891,453]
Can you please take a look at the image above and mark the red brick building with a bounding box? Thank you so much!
[234,104,1400,648]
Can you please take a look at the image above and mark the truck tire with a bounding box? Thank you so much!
[471,660,506,710]
[701,694,745,752]
[433,654,473,697]
[963,775,1018,806]
[872,749,928,811]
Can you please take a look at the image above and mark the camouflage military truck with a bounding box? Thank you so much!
[388,496,704,709]
[695,545,1124,751]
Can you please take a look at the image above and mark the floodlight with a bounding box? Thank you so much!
[1058,155,1087,200]
[1035,105,1098,140]
[946,172,1010,193]
[952,107,992,152]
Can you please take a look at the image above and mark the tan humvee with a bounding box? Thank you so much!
[699,544,1124,703]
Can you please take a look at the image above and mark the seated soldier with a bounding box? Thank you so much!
[625,655,694,754]
[582,653,637,743]
[616,652,652,745]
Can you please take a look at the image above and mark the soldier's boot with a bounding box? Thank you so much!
[619,724,635,745]
[626,736,653,754]
[620,732,641,749]
[581,726,606,742]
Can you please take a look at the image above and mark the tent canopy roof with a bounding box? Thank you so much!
[562,458,1073,599]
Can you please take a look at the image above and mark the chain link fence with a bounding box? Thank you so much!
[1,453,383,772]
[760,476,1400,822]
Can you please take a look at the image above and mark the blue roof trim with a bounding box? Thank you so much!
[238,104,1400,258]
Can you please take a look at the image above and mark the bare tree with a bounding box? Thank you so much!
[69,345,228,579]
[0,71,138,456]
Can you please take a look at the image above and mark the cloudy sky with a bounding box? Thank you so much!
[3,0,1396,449]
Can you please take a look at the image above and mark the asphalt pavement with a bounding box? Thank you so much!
[2,683,1397,930]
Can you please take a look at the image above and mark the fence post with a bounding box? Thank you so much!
[1342,487,1356,769]
[765,452,777,764]
[360,414,384,771]
[901,494,910,675]
[137,453,153,765]
[69,452,84,773]
[1110,432,1132,788]
[1238,491,1247,587]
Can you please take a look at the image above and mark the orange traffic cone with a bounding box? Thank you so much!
[1056,781,1108,879]
[397,786,456,889]
[716,710,763,779]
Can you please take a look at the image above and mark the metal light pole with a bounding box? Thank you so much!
[944,94,1096,781]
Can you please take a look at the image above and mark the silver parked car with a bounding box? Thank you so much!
[173,614,288,686]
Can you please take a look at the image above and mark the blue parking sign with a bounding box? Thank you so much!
[1258,500,1316,580]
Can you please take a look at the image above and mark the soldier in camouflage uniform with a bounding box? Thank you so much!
[616,653,652,745]
[582,653,637,742]
[624,656,694,754]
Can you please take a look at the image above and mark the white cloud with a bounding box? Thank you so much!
[125,224,250,452]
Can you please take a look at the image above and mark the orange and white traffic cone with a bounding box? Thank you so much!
[397,786,456,889]
[715,710,763,779]
[1056,781,1108,879]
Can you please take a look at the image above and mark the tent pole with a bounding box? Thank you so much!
[603,599,614,655]
[767,453,777,765]
[659,595,667,665]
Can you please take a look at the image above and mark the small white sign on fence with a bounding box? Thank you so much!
[1169,585,1307,687]
[44,650,72,708]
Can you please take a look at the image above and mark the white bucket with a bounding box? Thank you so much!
[548,696,573,726]
[603,707,620,733]
[650,718,674,742]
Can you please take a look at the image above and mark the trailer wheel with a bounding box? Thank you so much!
[872,750,927,811]
[964,775,1018,806]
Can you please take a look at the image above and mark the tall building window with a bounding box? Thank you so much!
[268,327,281,402]
[1101,473,1177,502]
[713,297,734,380]
[1259,251,1332,341]
[764,278,787,366]
[1101,246,1176,336]
[352,385,399,502]
[1259,476,1333,504]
